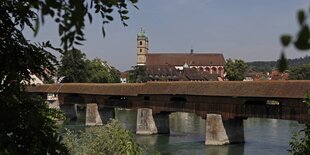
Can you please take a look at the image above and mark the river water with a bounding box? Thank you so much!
[66,109,304,155]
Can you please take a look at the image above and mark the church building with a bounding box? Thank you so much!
[136,30,226,80]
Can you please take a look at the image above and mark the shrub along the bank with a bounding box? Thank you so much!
[62,119,144,155]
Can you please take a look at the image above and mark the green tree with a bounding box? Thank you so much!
[289,64,310,80]
[0,0,137,154]
[128,66,149,83]
[224,59,248,81]
[0,3,68,154]
[86,58,120,83]
[0,93,68,154]
[108,66,121,83]
[86,59,109,83]
[59,49,89,83]
[63,119,144,155]
[289,93,310,154]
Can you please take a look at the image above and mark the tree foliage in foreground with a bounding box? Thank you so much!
[1,0,138,50]
[1,0,137,154]
[224,59,248,81]
[280,7,310,72]
[62,120,144,155]
[284,5,310,154]
[0,1,68,153]
[0,93,68,154]
[289,93,310,155]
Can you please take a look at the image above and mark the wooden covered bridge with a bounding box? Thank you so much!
[27,80,310,145]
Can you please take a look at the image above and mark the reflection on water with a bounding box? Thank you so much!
[68,109,304,155]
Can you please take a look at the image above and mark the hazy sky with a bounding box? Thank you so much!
[27,0,310,71]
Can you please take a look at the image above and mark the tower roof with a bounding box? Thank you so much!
[137,29,148,40]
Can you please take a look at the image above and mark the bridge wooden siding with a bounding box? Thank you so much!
[27,81,310,122]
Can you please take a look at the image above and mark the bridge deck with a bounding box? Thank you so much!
[26,80,310,99]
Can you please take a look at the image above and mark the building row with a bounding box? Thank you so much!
[133,29,225,82]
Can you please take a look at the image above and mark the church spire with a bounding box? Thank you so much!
[136,28,149,66]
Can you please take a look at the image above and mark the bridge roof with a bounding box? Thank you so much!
[26,80,310,99]
[26,83,145,96]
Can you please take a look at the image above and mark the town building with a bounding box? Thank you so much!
[136,30,226,80]
[120,72,128,83]
[269,69,289,80]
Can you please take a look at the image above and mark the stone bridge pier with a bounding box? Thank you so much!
[60,103,115,126]
[85,103,115,126]
[135,109,245,145]
[136,108,170,135]
[205,114,244,145]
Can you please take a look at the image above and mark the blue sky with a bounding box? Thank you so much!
[27,0,309,71]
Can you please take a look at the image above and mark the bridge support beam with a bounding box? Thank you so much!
[136,108,170,135]
[60,104,77,121]
[85,103,115,126]
[205,114,244,145]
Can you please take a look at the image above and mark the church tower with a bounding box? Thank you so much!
[136,29,149,66]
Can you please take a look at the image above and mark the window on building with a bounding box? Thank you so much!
[139,41,142,45]
[206,67,210,72]
[140,49,142,53]
[212,67,217,74]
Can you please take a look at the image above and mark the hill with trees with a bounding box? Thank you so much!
[247,55,310,72]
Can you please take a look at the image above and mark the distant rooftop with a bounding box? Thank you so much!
[145,53,225,66]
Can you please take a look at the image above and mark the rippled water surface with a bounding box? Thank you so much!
[66,109,304,155]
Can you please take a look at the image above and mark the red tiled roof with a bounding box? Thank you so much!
[120,72,129,78]
[145,53,225,66]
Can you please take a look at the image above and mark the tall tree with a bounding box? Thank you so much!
[128,66,149,83]
[86,58,120,83]
[107,66,121,83]
[86,59,109,83]
[224,59,248,81]
[0,0,137,154]
[59,49,89,83]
